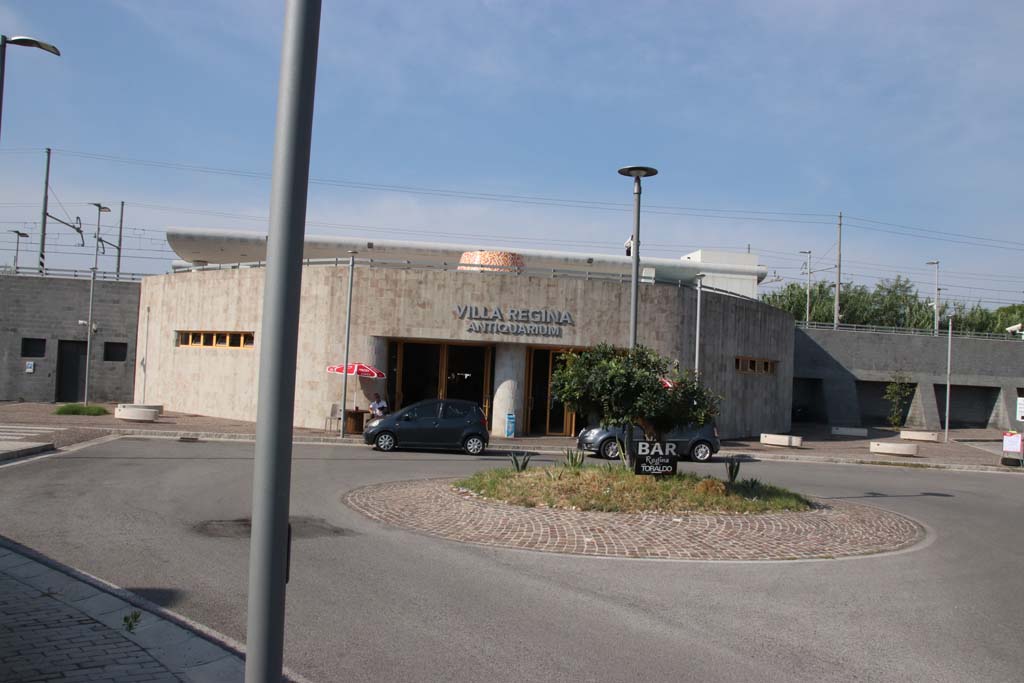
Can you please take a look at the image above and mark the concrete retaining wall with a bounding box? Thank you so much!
[794,328,1024,431]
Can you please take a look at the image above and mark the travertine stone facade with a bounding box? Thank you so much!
[134,264,794,438]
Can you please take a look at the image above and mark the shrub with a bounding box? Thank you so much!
[883,372,915,428]
[54,404,109,416]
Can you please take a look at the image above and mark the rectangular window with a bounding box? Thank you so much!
[21,337,46,358]
[177,330,256,350]
[103,342,128,362]
[735,356,777,375]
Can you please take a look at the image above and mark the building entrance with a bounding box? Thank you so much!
[386,340,494,419]
[56,340,87,402]
[526,348,576,436]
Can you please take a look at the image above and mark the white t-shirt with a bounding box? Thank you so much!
[370,399,388,417]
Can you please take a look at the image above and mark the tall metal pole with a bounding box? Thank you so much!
[694,275,703,375]
[945,316,953,443]
[245,2,321,682]
[83,205,105,406]
[629,176,641,348]
[933,261,940,336]
[116,201,124,277]
[38,147,51,272]
[340,251,355,438]
[0,35,7,140]
[800,250,811,323]
[833,212,842,330]
[141,306,150,404]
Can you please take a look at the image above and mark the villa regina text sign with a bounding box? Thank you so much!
[633,441,680,475]
[455,304,575,338]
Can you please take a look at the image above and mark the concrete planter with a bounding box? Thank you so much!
[900,430,939,442]
[871,441,919,456]
[760,433,803,447]
[114,405,160,423]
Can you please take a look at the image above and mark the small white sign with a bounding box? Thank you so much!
[1004,432,1023,455]
[24,361,34,374]
[1016,397,1024,422]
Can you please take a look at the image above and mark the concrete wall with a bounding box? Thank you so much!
[794,328,1024,430]
[1,275,139,403]
[135,264,794,438]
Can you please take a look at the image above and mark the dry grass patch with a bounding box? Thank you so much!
[455,466,811,514]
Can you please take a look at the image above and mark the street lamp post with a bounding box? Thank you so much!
[617,165,658,349]
[926,260,939,336]
[0,34,61,141]
[340,250,357,437]
[9,229,28,269]
[945,315,954,443]
[83,203,110,405]
[799,250,812,323]
[694,274,705,375]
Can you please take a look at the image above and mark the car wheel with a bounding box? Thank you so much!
[463,435,485,455]
[599,438,621,460]
[690,441,713,462]
[374,432,396,452]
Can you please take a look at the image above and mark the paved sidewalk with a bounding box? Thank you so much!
[0,540,246,683]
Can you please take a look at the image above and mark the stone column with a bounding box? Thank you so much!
[491,344,526,438]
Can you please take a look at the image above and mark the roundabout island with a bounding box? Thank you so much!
[344,473,927,561]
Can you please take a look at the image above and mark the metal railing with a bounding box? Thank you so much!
[1,266,145,282]
[796,320,1020,342]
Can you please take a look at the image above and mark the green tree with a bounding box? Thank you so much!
[550,343,720,441]
[883,372,915,428]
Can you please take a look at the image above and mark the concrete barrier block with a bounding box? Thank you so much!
[760,433,804,447]
[114,406,159,422]
[831,427,868,437]
[871,441,918,456]
[900,430,939,442]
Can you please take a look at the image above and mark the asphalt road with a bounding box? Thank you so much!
[1,437,1023,682]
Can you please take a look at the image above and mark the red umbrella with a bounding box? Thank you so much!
[326,363,385,378]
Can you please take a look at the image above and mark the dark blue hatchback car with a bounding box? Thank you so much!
[363,398,489,454]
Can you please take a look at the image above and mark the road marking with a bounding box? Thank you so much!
[0,434,121,470]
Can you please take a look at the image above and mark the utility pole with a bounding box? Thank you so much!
[945,315,953,443]
[116,201,124,277]
[800,250,811,323]
[833,211,842,330]
[926,260,940,336]
[38,147,50,272]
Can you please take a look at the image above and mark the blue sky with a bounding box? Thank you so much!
[1,1,1021,307]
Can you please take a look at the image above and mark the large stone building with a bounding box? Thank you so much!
[133,229,793,439]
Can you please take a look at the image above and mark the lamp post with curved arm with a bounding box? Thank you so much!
[0,34,61,141]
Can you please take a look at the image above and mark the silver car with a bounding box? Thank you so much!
[576,423,720,462]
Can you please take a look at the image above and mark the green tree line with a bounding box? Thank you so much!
[762,275,1024,334]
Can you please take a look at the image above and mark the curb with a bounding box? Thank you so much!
[720,449,1024,474]
[0,534,315,683]
[0,441,54,462]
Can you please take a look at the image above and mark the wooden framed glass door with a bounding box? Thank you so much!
[526,348,575,436]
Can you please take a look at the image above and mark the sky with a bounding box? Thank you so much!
[0,0,1022,308]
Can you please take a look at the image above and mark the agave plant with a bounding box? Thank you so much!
[508,451,532,473]
[563,447,586,470]
[725,456,741,484]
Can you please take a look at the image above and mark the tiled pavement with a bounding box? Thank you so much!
[0,542,246,683]
[345,478,927,561]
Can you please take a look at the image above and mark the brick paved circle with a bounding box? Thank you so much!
[344,478,927,561]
